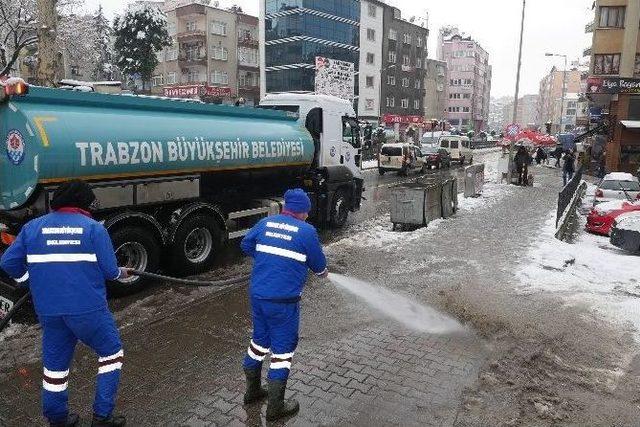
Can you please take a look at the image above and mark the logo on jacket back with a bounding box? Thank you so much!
[6,130,25,165]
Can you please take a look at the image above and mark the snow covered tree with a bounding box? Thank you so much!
[113,3,170,90]
[92,5,116,81]
[0,0,37,76]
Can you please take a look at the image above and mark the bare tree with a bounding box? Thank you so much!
[0,0,37,76]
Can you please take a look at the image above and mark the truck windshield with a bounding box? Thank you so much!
[342,117,361,148]
[256,104,300,117]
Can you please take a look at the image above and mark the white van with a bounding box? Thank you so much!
[378,143,424,175]
[439,135,473,164]
[421,130,451,146]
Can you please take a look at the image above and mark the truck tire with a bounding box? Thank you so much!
[330,189,350,228]
[108,226,161,296]
[379,168,385,175]
[168,214,221,276]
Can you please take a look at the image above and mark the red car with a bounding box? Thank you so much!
[586,200,640,236]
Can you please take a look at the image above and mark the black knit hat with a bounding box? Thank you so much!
[50,180,96,210]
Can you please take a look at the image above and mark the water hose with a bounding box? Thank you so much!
[0,269,250,333]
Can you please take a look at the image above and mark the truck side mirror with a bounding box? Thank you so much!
[305,107,323,138]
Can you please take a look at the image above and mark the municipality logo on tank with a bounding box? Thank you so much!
[6,130,25,165]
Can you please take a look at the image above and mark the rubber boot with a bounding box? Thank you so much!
[266,379,299,421]
[243,368,268,404]
[91,414,126,426]
[50,413,80,427]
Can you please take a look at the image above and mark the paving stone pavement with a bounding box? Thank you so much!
[0,279,486,426]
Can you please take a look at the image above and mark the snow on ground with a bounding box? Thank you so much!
[518,212,640,339]
[458,182,511,211]
[0,322,30,343]
[362,159,378,170]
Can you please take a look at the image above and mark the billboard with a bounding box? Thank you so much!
[315,56,355,101]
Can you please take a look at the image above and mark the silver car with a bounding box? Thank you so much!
[594,172,640,205]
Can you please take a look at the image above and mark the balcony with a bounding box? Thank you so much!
[238,36,259,47]
[585,21,594,33]
[583,46,592,57]
[178,53,207,67]
[176,30,206,42]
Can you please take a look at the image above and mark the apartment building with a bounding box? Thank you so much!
[152,3,260,105]
[536,67,582,133]
[358,0,384,122]
[586,0,640,173]
[423,59,447,122]
[439,31,492,132]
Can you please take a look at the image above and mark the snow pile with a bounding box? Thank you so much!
[594,200,626,214]
[518,212,640,338]
[457,182,511,211]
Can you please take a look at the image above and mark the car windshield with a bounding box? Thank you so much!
[450,141,459,148]
[381,146,402,156]
[600,180,640,191]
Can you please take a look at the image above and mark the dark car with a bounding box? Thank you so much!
[610,213,640,253]
[420,145,452,170]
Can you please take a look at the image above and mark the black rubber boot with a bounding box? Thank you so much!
[91,414,126,426]
[243,368,268,404]
[50,413,80,427]
[266,379,299,421]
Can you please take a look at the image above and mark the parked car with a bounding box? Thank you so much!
[420,145,452,170]
[421,130,451,146]
[610,212,640,253]
[586,200,640,236]
[593,172,640,205]
[378,143,423,176]
[439,135,473,164]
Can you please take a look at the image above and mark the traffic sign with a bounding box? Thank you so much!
[505,123,521,141]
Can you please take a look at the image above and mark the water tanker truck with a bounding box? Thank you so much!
[0,81,363,295]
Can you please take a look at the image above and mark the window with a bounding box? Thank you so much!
[463,93,471,99]
[593,53,621,75]
[166,47,178,61]
[449,93,461,99]
[238,47,258,65]
[184,44,200,60]
[389,51,396,63]
[186,69,201,83]
[152,74,164,87]
[367,28,375,41]
[599,6,625,28]
[462,107,470,113]
[389,29,397,40]
[167,22,176,36]
[365,98,375,111]
[366,76,374,88]
[402,78,409,87]
[403,33,411,44]
[366,53,375,64]
[210,70,229,85]
[416,58,422,69]
[167,72,176,84]
[567,101,577,108]
[414,79,421,89]
[368,4,376,17]
[342,117,361,148]
[401,98,409,108]
[239,71,257,87]
[186,21,197,32]
[387,75,396,85]
[450,79,461,85]
[414,99,420,110]
[566,109,577,116]
[417,37,422,47]
[386,97,395,107]
[211,46,228,61]
[464,79,473,85]
[403,55,410,66]
[210,20,227,36]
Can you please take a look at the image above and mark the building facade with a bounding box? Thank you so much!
[379,5,429,140]
[260,0,360,99]
[515,94,539,128]
[423,59,447,122]
[586,0,640,173]
[152,3,260,105]
[357,0,384,122]
[439,32,492,132]
[536,67,582,133]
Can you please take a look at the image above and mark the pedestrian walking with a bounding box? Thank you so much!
[553,145,563,168]
[0,180,128,427]
[514,145,529,186]
[535,147,547,165]
[563,150,576,186]
[240,188,328,421]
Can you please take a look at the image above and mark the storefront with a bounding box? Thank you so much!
[381,114,425,143]
[587,77,640,173]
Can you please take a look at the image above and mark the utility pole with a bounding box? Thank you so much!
[507,0,526,185]
[560,55,567,133]
[36,0,58,87]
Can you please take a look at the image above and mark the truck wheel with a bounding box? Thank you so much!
[379,168,385,175]
[108,226,160,296]
[330,190,350,228]
[168,214,221,275]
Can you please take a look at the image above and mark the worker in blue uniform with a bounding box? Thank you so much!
[240,188,328,421]
[0,181,128,427]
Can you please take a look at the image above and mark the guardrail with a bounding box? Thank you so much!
[556,166,586,241]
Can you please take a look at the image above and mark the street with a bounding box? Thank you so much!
[2,150,640,426]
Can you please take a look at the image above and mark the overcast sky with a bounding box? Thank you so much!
[85,0,594,98]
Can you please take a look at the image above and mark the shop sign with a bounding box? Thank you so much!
[587,77,640,94]
[163,85,201,97]
[382,114,424,125]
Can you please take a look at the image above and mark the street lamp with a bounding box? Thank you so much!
[545,52,567,134]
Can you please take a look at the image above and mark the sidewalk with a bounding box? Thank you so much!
[0,166,571,426]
